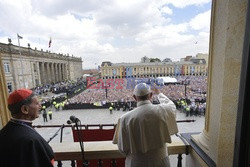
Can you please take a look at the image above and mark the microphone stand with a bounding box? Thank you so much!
[74,121,88,167]
[47,124,65,143]
[47,124,65,166]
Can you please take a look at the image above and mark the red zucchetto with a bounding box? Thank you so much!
[8,89,33,105]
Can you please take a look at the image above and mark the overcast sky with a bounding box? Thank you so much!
[0,0,211,69]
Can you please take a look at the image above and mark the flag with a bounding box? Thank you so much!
[17,34,23,39]
[48,37,52,48]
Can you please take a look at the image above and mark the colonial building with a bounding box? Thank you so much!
[0,41,82,91]
[100,54,208,79]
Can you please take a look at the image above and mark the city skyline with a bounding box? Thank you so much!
[0,0,211,69]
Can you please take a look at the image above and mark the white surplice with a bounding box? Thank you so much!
[113,93,178,167]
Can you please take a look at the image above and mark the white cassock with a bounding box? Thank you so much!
[113,93,178,167]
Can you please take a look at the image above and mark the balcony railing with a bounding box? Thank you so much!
[51,136,188,167]
[34,122,193,167]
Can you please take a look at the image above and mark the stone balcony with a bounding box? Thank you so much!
[51,135,188,167]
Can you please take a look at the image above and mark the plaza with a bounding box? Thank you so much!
[34,108,204,143]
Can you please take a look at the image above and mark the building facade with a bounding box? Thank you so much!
[101,56,208,79]
[0,41,82,91]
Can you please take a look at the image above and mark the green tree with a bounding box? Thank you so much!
[149,58,161,62]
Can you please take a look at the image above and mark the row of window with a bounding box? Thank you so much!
[102,72,207,79]
[102,65,206,73]
[4,61,40,73]
[102,66,207,77]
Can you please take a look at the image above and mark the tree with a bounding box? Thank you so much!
[149,58,161,62]
[140,56,150,63]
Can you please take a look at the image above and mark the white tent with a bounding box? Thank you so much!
[156,77,177,85]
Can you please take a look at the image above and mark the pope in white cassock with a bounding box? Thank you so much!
[113,83,178,167]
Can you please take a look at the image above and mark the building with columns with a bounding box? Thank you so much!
[0,41,82,91]
[101,54,208,79]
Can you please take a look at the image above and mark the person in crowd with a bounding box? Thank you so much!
[48,109,53,120]
[113,83,178,167]
[43,109,48,122]
[55,103,60,111]
[109,105,113,114]
[42,105,46,111]
[185,105,191,117]
[53,101,57,109]
[0,89,54,167]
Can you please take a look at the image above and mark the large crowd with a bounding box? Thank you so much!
[68,76,207,104]
[31,76,207,116]
[32,78,87,96]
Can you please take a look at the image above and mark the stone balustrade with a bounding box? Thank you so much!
[50,136,188,166]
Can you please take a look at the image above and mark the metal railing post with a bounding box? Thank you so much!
[177,154,183,167]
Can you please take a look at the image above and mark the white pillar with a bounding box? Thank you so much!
[190,1,248,166]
